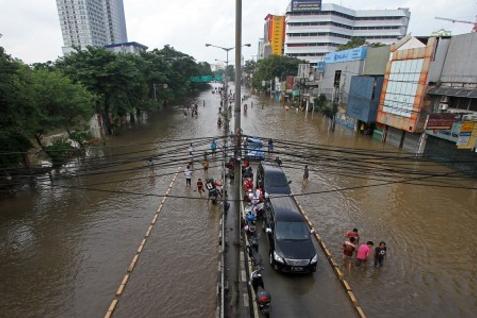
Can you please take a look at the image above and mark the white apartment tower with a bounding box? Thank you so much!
[285,2,410,64]
[56,0,128,54]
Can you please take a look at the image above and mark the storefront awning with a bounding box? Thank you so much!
[427,86,477,99]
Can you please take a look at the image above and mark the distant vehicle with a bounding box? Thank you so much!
[244,137,265,160]
[264,196,317,273]
[256,163,291,195]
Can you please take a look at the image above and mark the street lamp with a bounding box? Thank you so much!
[205,43,252,116]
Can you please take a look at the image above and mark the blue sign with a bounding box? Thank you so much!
[292,0,322,11]
[324,47,368,65]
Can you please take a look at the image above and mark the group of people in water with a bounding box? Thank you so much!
[342,228,387,273]
[184,139,223,204]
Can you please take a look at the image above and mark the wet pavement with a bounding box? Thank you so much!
[1,86,476,317]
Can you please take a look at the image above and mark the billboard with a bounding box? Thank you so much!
[324,47,368,65]
[292,0,322,12]
[426,113,457,130]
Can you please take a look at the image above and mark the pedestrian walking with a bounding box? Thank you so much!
[345,228,360,245]
[268,139,274,154]
[343,237,357,273]
[275,156,282,167]
[184,165,192,187]
[210,139,217,156]
[202,158,209,175]
[355,241,374,267]
[197,178,204,195]
[303,165,309,185]
[188,143,194,163]
[374,241,387,268]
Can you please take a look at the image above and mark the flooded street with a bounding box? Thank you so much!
[1,87,476,317]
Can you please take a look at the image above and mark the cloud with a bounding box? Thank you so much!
[0,0,475,64]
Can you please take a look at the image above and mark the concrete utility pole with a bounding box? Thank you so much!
[234,0,243,312]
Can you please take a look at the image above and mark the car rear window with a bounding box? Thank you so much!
[276,221,310,240]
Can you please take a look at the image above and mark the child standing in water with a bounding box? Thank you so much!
[374,241,387,268]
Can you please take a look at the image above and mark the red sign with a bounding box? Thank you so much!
[286,76,295,90]
[426,113,457,130]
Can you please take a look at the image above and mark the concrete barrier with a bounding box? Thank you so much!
[292,195,367,318]
[104,169,180,318]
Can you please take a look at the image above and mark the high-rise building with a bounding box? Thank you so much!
[262,14,286,58]
[284,1,410,64]
[56,0,128,54]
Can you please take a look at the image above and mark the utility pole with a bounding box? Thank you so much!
[234,0,243,313]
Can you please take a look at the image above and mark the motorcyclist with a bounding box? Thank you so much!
[206,178,218,203]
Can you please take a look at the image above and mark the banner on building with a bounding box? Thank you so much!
[324,47,368,64]
[292,0,322,12]
[426,113,457,130]
[286,76,295,90]
[457,121,477,149]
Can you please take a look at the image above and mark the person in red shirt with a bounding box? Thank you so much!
[196,178,204,196]
[342,237,357,273]
[345,228,360,245]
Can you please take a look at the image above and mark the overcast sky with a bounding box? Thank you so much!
[0,0,475,64]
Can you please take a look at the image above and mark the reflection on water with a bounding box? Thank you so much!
[0,87,476,318]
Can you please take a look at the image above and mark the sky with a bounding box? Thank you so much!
[0,0,475,65]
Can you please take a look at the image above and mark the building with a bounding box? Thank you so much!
[423,32,477,168]
[262,14,286,58]
[104,41,148,55]
[319,45,390,130]
[284,1,410,64]
[257,38,265,60]
[56,0,128,54]
[375,35,455,153]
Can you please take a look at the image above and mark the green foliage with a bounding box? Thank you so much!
[251,55,302,90]
[336,37,366,51]
[45,138,76,167]
[68,130,92,146]
[0,44,208,168]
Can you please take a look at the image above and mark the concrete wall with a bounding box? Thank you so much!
[363,46,390,76]
[320,59,365,104]
[347,75,383,123]
[428,37,451,84]
[440,33,477,84]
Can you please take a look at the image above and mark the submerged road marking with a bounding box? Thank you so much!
[292,195,367,318]
[104,169,180,318]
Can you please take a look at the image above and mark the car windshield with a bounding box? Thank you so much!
[275,221,310,240]
[265,172,288,187]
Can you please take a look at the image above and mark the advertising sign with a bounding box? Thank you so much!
[457,121,476,149]
[286,76,295,90]
[292,0,322,12]
[426,113,457,130]
[324,47,368,65]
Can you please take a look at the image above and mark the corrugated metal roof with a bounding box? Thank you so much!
[427,86,477,99]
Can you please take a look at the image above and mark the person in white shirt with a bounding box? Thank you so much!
[184,165,192,187]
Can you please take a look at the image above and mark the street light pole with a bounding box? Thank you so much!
[233,0,243,313]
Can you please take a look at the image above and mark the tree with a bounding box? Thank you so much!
[251,55,302,90]
[336,37,366,51]
[29,69,94,148]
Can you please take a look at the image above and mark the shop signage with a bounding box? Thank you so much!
[286,76,295,90]
[457,121,477,149]
[324,47,368,64]
[426,113,457,130]
[292,0,322,11]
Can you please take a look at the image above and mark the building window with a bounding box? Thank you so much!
[383,59,424,118]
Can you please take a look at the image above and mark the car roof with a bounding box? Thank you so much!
[269,196,305,222]
[261,163,285,175]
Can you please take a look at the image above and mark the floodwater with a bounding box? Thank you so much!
[1,87,476,317]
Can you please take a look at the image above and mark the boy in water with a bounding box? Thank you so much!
[196,178,204,196]
[345,228,360,245]
[374,241,387,268]
[343,237,356,273]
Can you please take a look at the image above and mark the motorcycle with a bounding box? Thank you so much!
[250,267,271,317]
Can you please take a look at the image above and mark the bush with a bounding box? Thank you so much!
[45,138,76,167]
